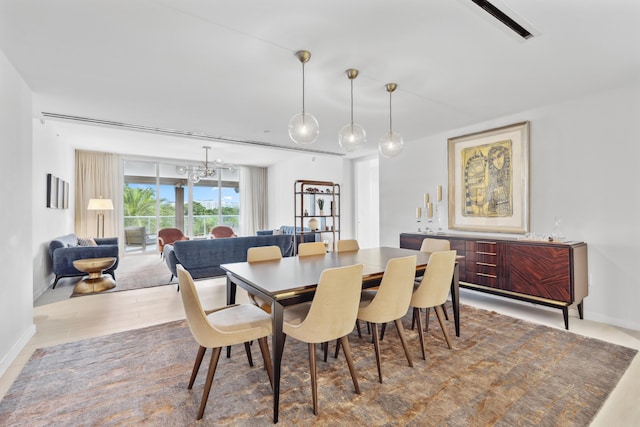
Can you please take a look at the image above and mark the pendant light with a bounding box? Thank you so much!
[288,50,319,145]
[378,83,404,158]
[338,68,366,152]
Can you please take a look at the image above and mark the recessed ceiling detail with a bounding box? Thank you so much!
[470,0,533,39]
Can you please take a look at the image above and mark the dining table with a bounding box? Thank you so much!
[222,246,462,423]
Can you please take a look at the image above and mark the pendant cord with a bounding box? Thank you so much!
[350,79,354,131]
[389,92,393,134]
[301,62,306,115]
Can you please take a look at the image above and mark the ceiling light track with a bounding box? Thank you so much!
[470,0,532,40]
[40,112,343,156]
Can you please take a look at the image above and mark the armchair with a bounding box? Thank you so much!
[124,226,155,251]
[49,233,119,288]
[211,225,237,238]
[157,228,189,257]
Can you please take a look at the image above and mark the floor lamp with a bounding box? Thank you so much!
[87,198,114,238]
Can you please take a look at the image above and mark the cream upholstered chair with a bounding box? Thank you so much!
[177,265,273,420]
[337,239,360,252]
[413,238,453,327]
[298,241,326,256]
[410,250,457,360]
[420,238,450,252]
[283,264,364,415]
[247,246,283,313]
[357,255,417,383]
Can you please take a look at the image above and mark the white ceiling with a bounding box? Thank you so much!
[1,0,639,167]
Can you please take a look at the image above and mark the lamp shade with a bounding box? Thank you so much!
[87,198,114,211]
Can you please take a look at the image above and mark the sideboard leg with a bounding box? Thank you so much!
[577,301,584,319]
[562,307,569,330]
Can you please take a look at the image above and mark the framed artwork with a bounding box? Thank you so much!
[46,174,55,208]
[447,121,530,234]
[46,174,69,209]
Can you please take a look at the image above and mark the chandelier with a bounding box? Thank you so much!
[176,146,234,184]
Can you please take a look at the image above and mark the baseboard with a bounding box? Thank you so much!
[0,323,36,378]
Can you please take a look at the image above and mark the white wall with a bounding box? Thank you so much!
[380,83,640,330]
[32,120,76,299]
[267,153,352,241]
[0,51,35,376]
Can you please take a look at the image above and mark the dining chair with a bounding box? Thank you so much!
[283,263,364,415]
[412,238,452,328]
[355,255,417,383]
[177,265,274,420]
[337,239,360,252]
[247,246,283,313]
[298,241,326,256]
[410,250,457,360]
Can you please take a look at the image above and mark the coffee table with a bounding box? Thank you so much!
[72,257,117,295]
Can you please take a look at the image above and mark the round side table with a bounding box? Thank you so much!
[72,257,117,295]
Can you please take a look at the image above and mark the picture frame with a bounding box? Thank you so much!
[447,121,530,234]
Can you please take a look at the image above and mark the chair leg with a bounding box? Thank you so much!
[244,342,254,367]
[197,346,222,420]
[356,320,362,338]
[333,338,341,359]
[443,303,449,320]
[424,307,431,332]
[257,337,274,389]
[371,322,383,383]
[308,343,319,415]
[188,345,207,389]
[380,322,387,341]
[434,305,453,349]
[394,319,413,368]
[323,341,329,362]
[340,336,361,394]
[414,307,427,360]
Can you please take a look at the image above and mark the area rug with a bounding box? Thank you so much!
[74,253,176,296]
[0,304,636,426]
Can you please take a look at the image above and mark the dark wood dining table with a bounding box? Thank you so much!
[222,246,461,423]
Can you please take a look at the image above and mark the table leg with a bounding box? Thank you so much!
[226,274,237,358]
[271,299,284,423]
[450,263,460,337]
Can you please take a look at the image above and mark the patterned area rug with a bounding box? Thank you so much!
[0,304,636,426]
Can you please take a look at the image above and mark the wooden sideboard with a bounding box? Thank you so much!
[400,233,588,329]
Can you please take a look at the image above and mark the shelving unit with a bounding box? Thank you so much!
[294,180,340,253]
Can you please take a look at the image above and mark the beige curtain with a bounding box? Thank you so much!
[239,166,268,236]
[75,150,121,239]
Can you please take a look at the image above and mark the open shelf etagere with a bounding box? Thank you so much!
[294,180,340,254]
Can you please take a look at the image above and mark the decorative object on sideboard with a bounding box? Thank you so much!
[289,50,319,145]
[416,207,422,232]
[448,121,530,234]
[46,173,69,209]
[378,83,403,158]
[175,146,234,184]
[87,197,114,238]
[338,68,366,152]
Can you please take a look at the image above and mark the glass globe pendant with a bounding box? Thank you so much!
[378,83,404,158]
[289,50,319,145]
[338,69,366,152]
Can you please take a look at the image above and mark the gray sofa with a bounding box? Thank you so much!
[164,234,294,282]
[49,233,119,288]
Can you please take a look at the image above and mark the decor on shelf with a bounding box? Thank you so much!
[307,217,319,231]
[447,121,530,233]
[176,146,234,184]
[378,83,403,158]
[338,68,366,152]
[87,197,114,238]
[289,50,319,145]
[416,207,422,232]
[317,197,325,215]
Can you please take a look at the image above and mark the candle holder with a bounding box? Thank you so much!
[416,207,423,232]
[435,201,444,232]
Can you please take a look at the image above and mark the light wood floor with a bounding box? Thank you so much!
[1,281,638,425]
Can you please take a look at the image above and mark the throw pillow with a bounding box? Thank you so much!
[273,229,283,235]
[77,237,98,247]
